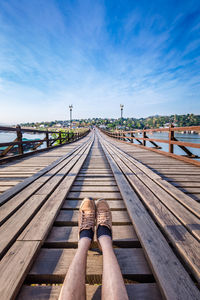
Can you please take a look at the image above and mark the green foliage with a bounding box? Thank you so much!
[51,129,74,146]
[20,114,200,131]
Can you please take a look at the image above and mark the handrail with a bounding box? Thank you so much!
[0,125,90,161]
[120,125,200,134]
[100,125,200,161]
[0,125,63,134]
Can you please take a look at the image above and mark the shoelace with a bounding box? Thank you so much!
[97,211,111,227]
[80,211,95,230]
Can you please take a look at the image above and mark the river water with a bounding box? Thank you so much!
[125,131,200,160]
[0,131,53,153]
[0,130,200,159]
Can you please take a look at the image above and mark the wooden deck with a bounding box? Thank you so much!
[105,137,200,202]
[0,137,89,195]
[0,129,199,299]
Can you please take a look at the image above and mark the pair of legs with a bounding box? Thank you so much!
[58,199,128,300]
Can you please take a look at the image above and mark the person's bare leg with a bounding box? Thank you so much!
[99,236,129,300]
[59,197,95,300]
[96,199,128,300]
[58,237,91,300]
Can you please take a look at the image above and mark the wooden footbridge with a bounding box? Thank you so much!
[0,127,200,299]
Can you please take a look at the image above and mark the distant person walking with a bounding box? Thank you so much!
[58,198,128,300]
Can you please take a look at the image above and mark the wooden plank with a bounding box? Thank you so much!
[0,181,21,185]
[164,176,200,182]
[67,191,122,199]
[108,140,200,220]
[76,176,115,181]
[0,137,91,206]
[104,140,200,281]
[155,170,200,175]
[28,248,152,282]
[0,182,43,225]
[45,225,139,246]
[70,185,119,192]
[172,182,200,187]
[178,187,200,193]
[18,141,93,242]
[82,164,110,167]
[99,135,200,299]
[78,170,113,174]
[0,139,92,225]
[0,186,12,192]
[0,241,40,300]
[55,210,131,225]
[115,153,200,238]
[17,283,162,300]
[62,199,125,210]
[76,174,114,178]
[72,181,117,186]
[0,195,46,257]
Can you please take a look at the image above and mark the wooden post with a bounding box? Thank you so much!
[143,129,146,146]
[46,132,49,148]
[131,132,134,143]
[16,125,23,155]
[123,132,126,141]
[169,124,174,153]
[59,132,62,145]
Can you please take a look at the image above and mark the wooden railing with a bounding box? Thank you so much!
[100,125,200,164]
[0,125,90,162]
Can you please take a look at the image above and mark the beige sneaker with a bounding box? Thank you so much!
[96,199,112,250]
[78,197,96,240]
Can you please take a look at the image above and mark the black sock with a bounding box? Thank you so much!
[80,228,94,240]
[97,225,112,239]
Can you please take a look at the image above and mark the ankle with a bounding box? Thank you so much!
[78,237,91,251]
[98,235,113,251]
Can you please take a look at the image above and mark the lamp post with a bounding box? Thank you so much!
[120,104,124,126]
[69,105,73,128]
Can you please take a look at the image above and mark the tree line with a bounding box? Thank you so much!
[21,114,200,130]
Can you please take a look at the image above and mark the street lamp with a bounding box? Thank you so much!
[69,105,73,128]
[120,104,124,119]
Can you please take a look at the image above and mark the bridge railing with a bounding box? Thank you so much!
[0,125,90,162]
[100,125,200,164]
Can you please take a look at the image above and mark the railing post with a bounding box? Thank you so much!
[16,125,23,155]
[169,124,174,153]
[143,128,146,146]
[46,132,49,148]
[59,131,62,145]
[123,132,126,141]
[131,132,134,143]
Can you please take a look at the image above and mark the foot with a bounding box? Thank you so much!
[78,197,96,241]
[96,199,112,250]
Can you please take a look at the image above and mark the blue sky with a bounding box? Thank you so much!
[0,0,200,124]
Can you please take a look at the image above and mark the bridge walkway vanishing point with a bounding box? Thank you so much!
[0,129,199,299]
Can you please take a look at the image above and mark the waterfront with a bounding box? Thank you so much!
[1,130,200,159]
[0,131,48,152]
[126,131,200,159]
